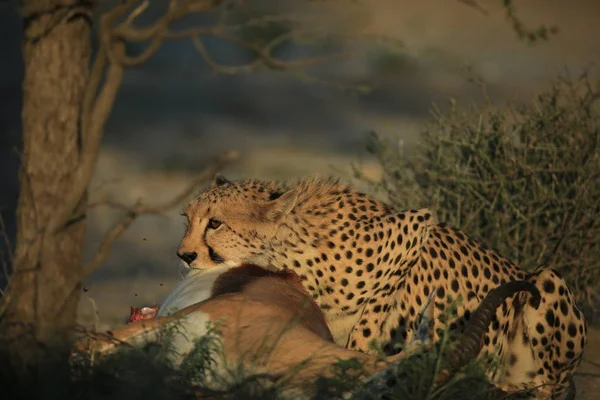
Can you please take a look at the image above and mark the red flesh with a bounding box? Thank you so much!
[127,305,159,323]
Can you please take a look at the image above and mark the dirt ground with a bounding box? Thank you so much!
[574,327,600,400]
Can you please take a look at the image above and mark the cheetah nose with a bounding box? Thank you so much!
[178,251,198,265]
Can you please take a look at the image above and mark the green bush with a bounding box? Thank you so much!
[356,71,600,314]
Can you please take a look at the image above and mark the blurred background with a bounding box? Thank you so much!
[0,0,599,332]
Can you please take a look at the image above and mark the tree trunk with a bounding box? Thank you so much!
[0,0,92,372]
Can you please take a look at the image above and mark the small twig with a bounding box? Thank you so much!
[191,36,263,74]
[87,200,136,212]
[123,0,149,26]
[585,287,599,313]
[582,358,600,369]
[47,40,126,235]
[81,150,238,277]
[456,0,489,16]
[0,214,13,277]
[51,150,238,322]
[108,0,228,66]
[189,27,352,74]
[575,372,600,378]
[84,294,100,332]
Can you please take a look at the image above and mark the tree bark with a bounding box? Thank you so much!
[0,0,92,371]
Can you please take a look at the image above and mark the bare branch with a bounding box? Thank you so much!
[44,0,358,287]
[107,0,228,66]
[87,200,137,212]
[48,43,126,236]
[456,0,489,16]
[191,36,264,74]
[80,47,106,150]
[0,215,13,264]
[163,14,302,40]
[190,28,353,74]
[0,214,12,287]
[81,150,238,277]
[123,0,149,26]
[105,0,352,69]
[43,0,352,235]
[112,0,226,42]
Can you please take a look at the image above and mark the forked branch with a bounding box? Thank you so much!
[82,150,238,277]
[47,0,350,236]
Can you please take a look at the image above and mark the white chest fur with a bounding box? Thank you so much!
[157,264,233,317]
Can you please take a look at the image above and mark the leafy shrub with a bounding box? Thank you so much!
[355,71,600,314]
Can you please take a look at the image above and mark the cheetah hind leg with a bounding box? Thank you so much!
[511,268,587,400]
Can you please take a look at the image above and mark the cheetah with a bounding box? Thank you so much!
[177,175,587,398]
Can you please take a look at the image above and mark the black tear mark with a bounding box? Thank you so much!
[208,246,224,263]
[269,191,283,200]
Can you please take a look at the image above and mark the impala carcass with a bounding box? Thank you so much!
[73,264,541,397]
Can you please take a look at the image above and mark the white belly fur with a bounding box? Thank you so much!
[157,265,233,317]
[147,266,234,376]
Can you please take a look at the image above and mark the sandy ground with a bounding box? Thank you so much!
[574,328,600,400]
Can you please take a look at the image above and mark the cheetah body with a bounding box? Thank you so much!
[178,177,587,398]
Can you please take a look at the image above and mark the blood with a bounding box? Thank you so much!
[127,305,159,323]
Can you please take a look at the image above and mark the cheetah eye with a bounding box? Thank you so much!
[207,218,222,230]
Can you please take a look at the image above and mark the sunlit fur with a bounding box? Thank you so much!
[178,177,355,270]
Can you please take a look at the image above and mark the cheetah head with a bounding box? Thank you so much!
[177,175,298,270]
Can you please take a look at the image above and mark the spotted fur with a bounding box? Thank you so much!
[177,176,587,398]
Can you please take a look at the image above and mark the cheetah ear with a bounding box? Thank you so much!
[264,189,298,222]
[211,174,231,188]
